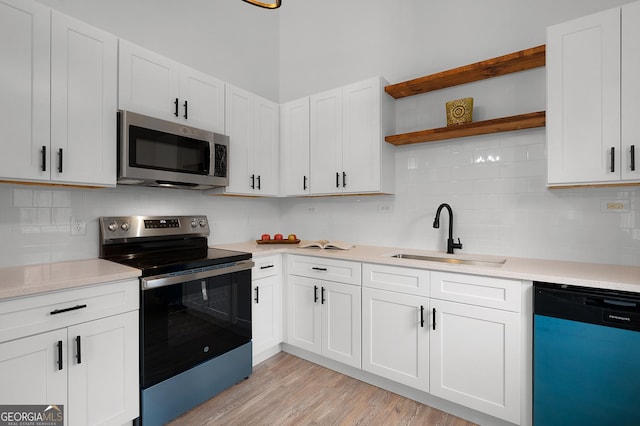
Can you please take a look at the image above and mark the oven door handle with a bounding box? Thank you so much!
[141,259,255,290]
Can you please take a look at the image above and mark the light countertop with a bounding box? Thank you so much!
[214,241,640,293]
[0,259,141,301]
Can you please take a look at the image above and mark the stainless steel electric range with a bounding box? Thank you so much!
[99,215,254,426]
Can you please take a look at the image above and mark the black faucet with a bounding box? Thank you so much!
[433,203,463,254]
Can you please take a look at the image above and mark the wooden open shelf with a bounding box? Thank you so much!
[385,45,546,99]
[384,45,547,145]
[385,111,546,146]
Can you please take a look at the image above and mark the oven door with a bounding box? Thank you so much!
[140,265,252,389]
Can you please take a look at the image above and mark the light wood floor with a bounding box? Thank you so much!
[168,352,477,426]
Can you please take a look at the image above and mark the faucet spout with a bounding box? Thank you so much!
[433,203,463,254]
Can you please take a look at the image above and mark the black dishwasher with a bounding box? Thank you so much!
[533,281,640,426]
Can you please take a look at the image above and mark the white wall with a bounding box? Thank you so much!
[276,0,640,267]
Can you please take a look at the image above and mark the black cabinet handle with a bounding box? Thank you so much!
[303,176,307,191]
[257,175,261,190]
[174,98,179,117]
[58,149,63,173]
[611,146,615,173]
[254,286,259,303]
[183,100,188,119]
[260,264,274,270]
[342,171,347,188]
[312,267,327,271]
[250,174,255,189]
[336,172,340,188]
[41,146,47,172]
[314,285,318,303]
[50,304,87,315]
[76,336,81,364]
[321,287,326,304]
[631,145,636,172]
[57,340,63,370]
[420,305,425,328]
[432,308,437,330]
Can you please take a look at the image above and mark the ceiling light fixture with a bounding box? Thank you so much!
[242,0,281,9]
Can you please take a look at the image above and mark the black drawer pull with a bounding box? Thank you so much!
[57,340,63,370]
[420,305,425,328]
[174,98,179,117]
[183,100,188,119]
[257,175,261,190]
[50,304,87,315]
[336,172,340,188]
[312,267,327,271]
[631,145,636,172]
[251,174,255,189]
[303,176,307,191]
[260,264,274,270]
[611,146,615,173]
[314,285,318,303]
[342,171,347,187]
[254,286,259,304]
[321,286,326,304]
[58,148,63,173]
[76,336,82,364]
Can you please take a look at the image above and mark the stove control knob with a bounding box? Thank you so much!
[199,220,207,228]
[107,222,118,232]
[190,220,197,228]
[121,222,130,231]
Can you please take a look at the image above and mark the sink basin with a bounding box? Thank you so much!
[391,253,506,267]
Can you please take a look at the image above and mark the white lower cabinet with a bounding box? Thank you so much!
[0,280,139,426]
[429,299,520,424]
[286,255,361,369]
[362,287,429,391]
[252,255,282,364]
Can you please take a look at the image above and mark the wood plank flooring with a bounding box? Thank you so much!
[168,352,477,426]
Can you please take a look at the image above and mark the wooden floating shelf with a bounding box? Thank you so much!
[385,45,546,99]
[385,111,546,146]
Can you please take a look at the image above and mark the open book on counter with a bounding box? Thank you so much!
[298,240,354,250]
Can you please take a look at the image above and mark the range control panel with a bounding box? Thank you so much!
[99,215,209,242]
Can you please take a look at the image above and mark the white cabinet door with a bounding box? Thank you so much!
[225,84,254,194]
[0,0,50,182]
[50,11,117,187]
[280,97,311,196]
[321,281,361,368]
[252,271,282,360]
[223,85,279,196]
[118,39,180,122]
[254,95,280,196]
[342,78,381,193]
[286,275,322,354]
[362,287,429,391]
[547,8,622,185]
[0,328,67,407]
[430,299,520,424]
[622,1,640,181]
[67,311,139,426]
[179,66,225,134]
[310,87,343,194]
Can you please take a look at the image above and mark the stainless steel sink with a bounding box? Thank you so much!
[391,253,506,267]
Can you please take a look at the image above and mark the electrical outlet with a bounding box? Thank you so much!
[70,217,87,236]
[377,204,393,214]
[601,200,629,213]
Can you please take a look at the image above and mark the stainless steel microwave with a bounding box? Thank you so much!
[117,110,229,190]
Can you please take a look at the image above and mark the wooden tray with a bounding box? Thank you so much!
[256,239,300,245]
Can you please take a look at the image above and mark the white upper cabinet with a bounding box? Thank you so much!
[50,11,117,186]
[220,84,279,196]
[0,0,117,187]
[547,3,640,186]
[280,97,311,196]
[309,77,395,195]
[118,40,225,134]
[0,0,50,183]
